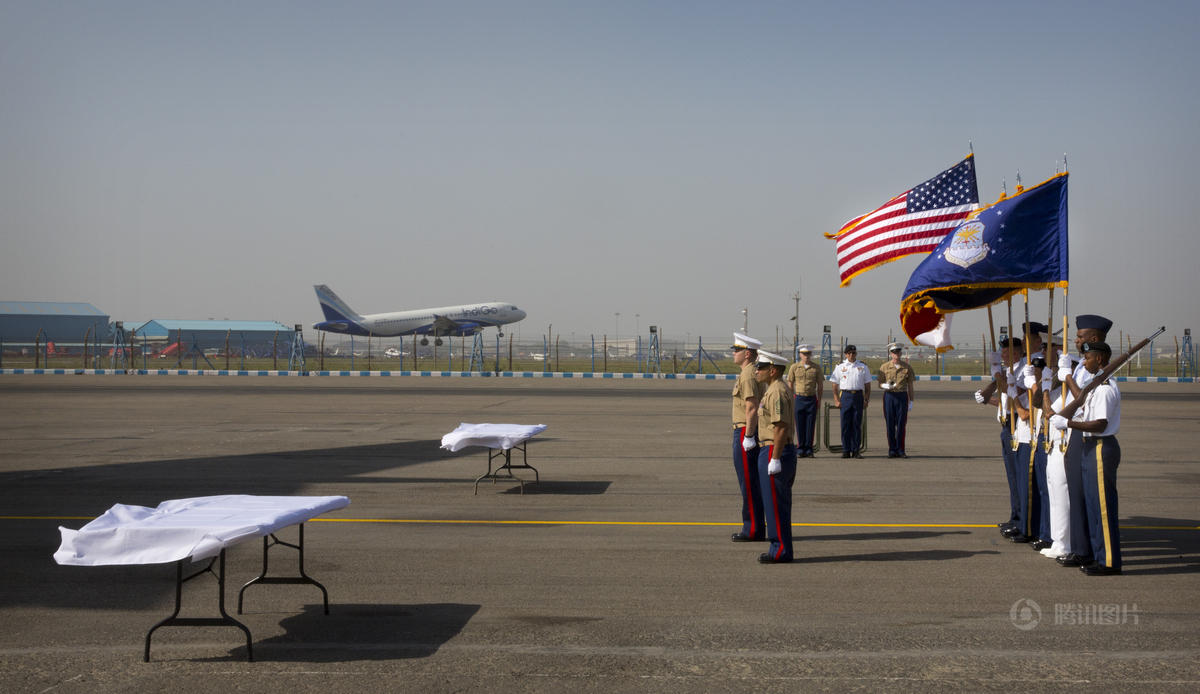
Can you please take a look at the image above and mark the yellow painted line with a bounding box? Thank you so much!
[6,516,1197,531]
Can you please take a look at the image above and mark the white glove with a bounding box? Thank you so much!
[1050,414,1069,431]
[974,390,985,404]
[880,382,892,390]
[1058,353,1072,370]
[1058,366,1072,381]
[768,458,782,475]
[1021,364,1037,389]
[908,401,914,412]
[1049,399,1063,414]
[742,435,757,451]
[1006,384,1018,399]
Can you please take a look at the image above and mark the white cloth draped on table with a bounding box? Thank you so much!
[440,423,547,452]
[54,495,350,566]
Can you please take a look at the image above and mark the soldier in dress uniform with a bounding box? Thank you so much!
[753,349,798,564]
[1051,340,1123,575]
[830,345,871,458]
[977,337,1025,536]
[876,342,915,458]
[1051,314,1114,568]
[1018,322,1053,551]
[729,332,765,543]
[1038,336,1079,560]
[786,344,823,458]
[1000,321,1050,544]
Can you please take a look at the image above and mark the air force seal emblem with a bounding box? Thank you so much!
[944,221,989,269]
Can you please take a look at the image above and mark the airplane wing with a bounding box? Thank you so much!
[416,315,485,337]
[431,315,459,335]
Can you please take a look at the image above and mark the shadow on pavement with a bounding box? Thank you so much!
[1118,516,1200,576]
[183,603,482,663]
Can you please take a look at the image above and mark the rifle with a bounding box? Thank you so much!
[1056,326,1166,421]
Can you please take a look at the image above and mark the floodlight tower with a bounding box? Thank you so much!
[288,324,307,372]
[820,325,833,373]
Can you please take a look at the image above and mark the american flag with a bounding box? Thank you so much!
[827,156,979,286]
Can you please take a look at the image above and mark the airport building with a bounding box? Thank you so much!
[0,301,111,347]
[134,319,296,358]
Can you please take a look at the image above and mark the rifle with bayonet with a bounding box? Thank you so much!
[1054,326,1166,421]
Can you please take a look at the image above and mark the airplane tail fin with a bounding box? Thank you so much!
[314,285,364,323]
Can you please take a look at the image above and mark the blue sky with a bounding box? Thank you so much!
[2,1,1196,348]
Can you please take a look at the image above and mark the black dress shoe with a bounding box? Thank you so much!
[1081,563,1122,576]
[899,453,908,458]
[731,533,763,542]
[1056,554,1087,567]
[1007,533,1031,543]
[1001,526,1021,537]
[842,452,851,458]
[852,452,864,459]
[887,452,898,458]
[1030,539,1053,551]
[758,553,793,564]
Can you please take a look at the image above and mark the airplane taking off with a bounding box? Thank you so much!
[311,285,526,345]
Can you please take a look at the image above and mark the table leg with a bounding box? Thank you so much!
[144,550,254,662]
[238,523,331,615]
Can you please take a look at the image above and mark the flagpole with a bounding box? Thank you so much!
[987,306,997,352]
[1007,297,1017,450]
[1023,288,1038,538]
[1043,289,1054,452]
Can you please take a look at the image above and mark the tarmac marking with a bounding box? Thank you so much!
[4,517,1197,531]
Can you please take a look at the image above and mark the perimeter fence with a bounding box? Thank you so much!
[2,327,1194,379]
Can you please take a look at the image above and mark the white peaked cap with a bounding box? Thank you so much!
[756,349,788,366]
[733,332,763,349]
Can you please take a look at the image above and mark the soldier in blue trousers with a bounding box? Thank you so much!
[1051,340,1122,575]
[729,332,765,543]
[876,342,915,458]
[754,350,798,564]
[786,344,823,458]
[830,345,871,458]
[1052,314,1114,569]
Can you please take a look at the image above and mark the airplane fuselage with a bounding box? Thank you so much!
[313,302,525,337]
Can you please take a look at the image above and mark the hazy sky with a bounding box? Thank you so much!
[3,1,1197,348]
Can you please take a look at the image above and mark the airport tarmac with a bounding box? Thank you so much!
[1,376,1198,692]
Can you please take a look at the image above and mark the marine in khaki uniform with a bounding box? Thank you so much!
[876,342,915,458]
[729,332,765,543]
[754,350,798,564]
[786,344,823,458]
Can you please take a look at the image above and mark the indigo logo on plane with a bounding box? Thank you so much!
[463,306,499,316]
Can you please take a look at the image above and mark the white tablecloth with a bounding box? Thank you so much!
[440,423,548,452]
[54,495,350,566]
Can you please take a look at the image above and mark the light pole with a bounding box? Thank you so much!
[742,308,748,333]
[791,289,801,352]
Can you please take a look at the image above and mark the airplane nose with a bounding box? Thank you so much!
[516,309,527,321]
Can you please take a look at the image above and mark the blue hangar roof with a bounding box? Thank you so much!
[0,301,107,317]
[136,320,294,336]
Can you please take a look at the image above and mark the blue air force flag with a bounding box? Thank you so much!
[900,173,1068,348]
